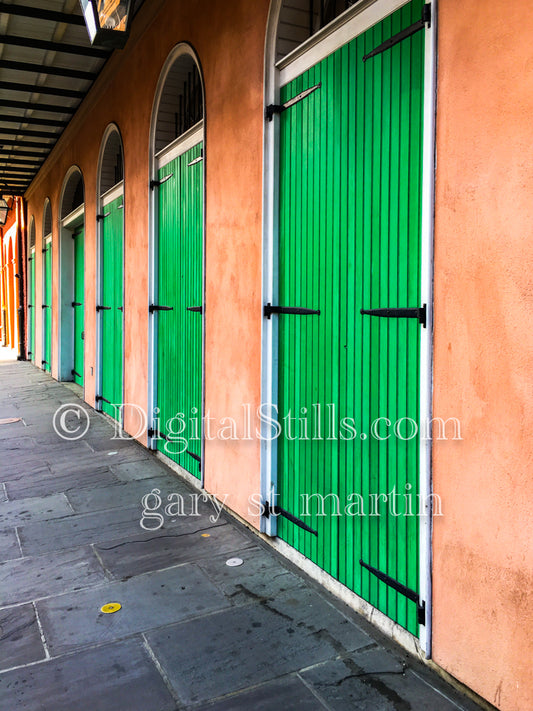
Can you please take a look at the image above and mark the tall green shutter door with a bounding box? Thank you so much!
[100,197,124,419]
[276,0,425,635]
[72,228,84,386]
[155,142,203,477]
[42,242,52,372]
[28,252,35,360]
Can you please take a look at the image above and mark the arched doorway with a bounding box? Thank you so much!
[262,0,435,647]
[59,168,85,385]
[41,199,52,372]
[96,124,125,421]
[149,45,205,480]
[27,216,36,362]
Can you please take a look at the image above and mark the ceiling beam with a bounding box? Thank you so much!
[0,81,85,99]
[0,157,44,166]
[0,164,34,172]
[1,115,69,128]
[0,3,86,26]
[0,128,60,138]
[0,100,75,115]
[0,34,110,59]
[0,140,54,150]
[0,59,96,81]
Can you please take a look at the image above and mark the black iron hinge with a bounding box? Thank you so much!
[264,302,320,319]
[149,304,173,313]
[96,305,111,312]
[71,369,82,378]
[96,395,112,405]
[360,305,426,327]
[186,306,203,313]
[187,149,203,167]
[266,83,321,121]
[72,301,82,307]
[360,559,426,625]
[262,500,318,536]
[42,304,50,309]
[147,427,169,441]
[96,211,110,221]
[150,173,173,190]
[363,4,431,62]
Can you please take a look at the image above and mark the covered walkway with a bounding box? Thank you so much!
[0,359,482,710]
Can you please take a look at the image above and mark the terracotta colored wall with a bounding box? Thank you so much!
[432,2,533,709]
[25,0,270,526]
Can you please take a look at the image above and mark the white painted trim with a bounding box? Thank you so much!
[155,121,204,169]
[101,180,124,206]
[262,0,437,656]
[148,44,206,486]
[44,233,52,245]
[61,204,84,229]
[279,0,410,85]
[418,0,437,659]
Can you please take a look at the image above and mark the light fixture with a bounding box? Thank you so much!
[78,0,132,49]
[0,198,10,227]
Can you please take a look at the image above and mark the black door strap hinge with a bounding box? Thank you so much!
[149,304,173,313]
[117,306,124,312]
[187,149,203,167]
[186,450,201,470]
[96,211,110,221]
[150,173,173,189]
[41,359,48,365]
[28,256,33,261]
[263,500,318,536]
[28,304,33,308]
[363,4,431,62]
[71,369,82,378]
[96,305,111,312]
[186,306,203,313]
[360,304,426,328]
[42,304,50,309]
[96,395,112,405]
[264,302,320,319]
[148,427,169,441]
[266,83,321,121]
[72,301,82,307]
[360,559,426,625]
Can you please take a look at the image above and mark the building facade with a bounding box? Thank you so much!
[8,1,533,709]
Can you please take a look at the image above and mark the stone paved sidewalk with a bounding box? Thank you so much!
[0,360,484,710]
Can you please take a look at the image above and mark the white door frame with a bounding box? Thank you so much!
[260,0,437,656]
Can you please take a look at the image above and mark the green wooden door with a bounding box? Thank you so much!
[155,142,203,477]
[28,251,35,360]
[72,228,84,386]
[100,197,124,419]
[276,0,425,635]
[42,241,52,372]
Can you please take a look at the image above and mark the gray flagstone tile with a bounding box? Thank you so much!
[0,603,46,670]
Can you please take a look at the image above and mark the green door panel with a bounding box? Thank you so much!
[42,242,52,372]
[156,142,203,477]
[28,253,35,360]
[73,228,84,386]
[276,0,425,635]
[100,197,124,420]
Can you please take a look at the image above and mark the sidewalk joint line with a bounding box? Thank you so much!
[32,601,51,659]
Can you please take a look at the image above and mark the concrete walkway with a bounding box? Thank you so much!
[0,361,484,711]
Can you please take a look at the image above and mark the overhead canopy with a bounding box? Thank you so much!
[0,0,143,196]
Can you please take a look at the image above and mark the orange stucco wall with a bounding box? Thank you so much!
[25,0,270,527]
[432,2,533,709]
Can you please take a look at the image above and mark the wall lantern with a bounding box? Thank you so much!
[0,198,10,226]
[78,0,132,49]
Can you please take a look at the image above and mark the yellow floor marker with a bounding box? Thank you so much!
[100,602,122,614]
